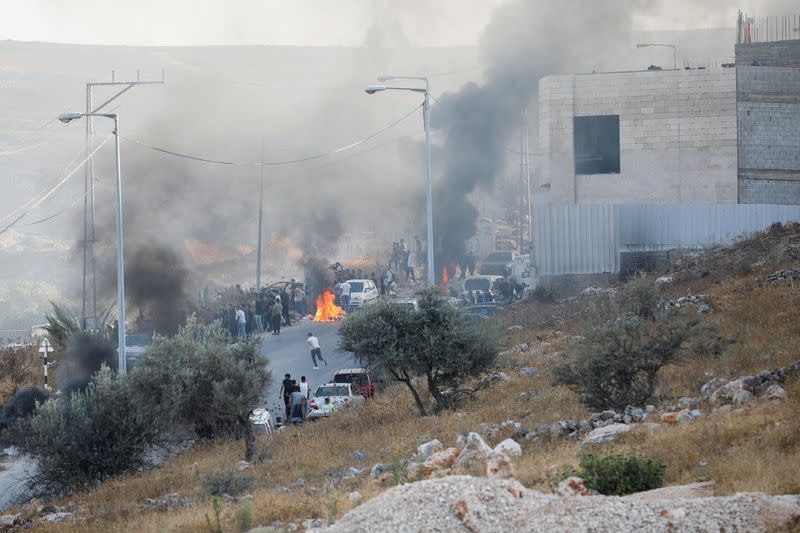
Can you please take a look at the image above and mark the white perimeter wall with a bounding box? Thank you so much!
[538,69,737,205]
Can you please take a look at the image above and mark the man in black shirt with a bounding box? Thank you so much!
[279,373,293,418]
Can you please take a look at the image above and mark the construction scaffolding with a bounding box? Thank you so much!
[737,11,800,44]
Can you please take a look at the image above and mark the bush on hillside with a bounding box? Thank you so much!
[202,467,254,497]
[623,272,659,320]
[16,366,156,494]
[552,316,693,410]
[339,288,498,415]
[128,315,270,460]
[577,451,665,496]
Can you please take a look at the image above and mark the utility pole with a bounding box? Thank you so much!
[519,107,531,252]
[81,70,164,331]
[256,137,265,289]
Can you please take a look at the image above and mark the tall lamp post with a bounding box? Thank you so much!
[636,43,678,70]
[365,75,435,287]
[58,111,127,373]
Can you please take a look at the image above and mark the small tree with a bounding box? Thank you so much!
[129,315,270,460]
[552,316,692,410]
[16,366,156,494]
[339,289,498,415]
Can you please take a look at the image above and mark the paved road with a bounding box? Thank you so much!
[257,317,357,419]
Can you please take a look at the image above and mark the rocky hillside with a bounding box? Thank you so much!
[3,223,800,532]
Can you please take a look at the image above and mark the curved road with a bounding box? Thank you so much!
[257,317,357,418]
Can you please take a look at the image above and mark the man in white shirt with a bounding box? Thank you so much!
[235,306,246,340]
[307,333,327,369]
[339,280,352,312]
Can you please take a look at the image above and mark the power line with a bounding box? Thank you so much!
[0,135,112,236]
[123,103,422,167]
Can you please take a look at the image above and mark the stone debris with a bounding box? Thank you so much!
[0,514,19,527]
[493,439,521,457]
[654,276,674,290]
[347,492,362,503]
[764,267,800,284]
[416,439,443,461]
[513,343,530,352]
[43,512,73,523]
[486,452,515,480]
[656,294,709,312]
[453,433,493,470]
[581,286,617,298]
[557,477,591,497]
[322,476,800,533]
[583,423,631,445]
[142,493,191,512]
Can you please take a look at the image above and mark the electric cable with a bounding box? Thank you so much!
[123,103,422,167]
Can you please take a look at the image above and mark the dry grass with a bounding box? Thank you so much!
[13,248,800,531]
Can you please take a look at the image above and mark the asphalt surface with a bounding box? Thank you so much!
[257,317,357,419]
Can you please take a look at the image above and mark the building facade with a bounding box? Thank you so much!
[537,68,738,205]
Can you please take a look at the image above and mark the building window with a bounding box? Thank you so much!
[573,115,620,174]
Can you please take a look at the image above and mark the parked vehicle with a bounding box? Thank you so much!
[333,367,377,398]
[308,382,364,419]
[345,279,379,310]
[460,275,505,302]
[479,251,516,275]
[464,303,505,317]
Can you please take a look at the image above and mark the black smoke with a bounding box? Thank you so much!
[0,387,50,432]
[60,332,117,396]
[430,0,642,269]
[124,243,190,335]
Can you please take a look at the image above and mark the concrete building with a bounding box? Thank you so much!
[736,40,800,204]
[536,68,738,205]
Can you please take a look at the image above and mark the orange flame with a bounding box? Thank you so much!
[441,266,449,285]
[313,288,345,322]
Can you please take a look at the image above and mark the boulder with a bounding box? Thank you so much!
[425,448,460,469]
[701,377,728,398]
[43,512,73,523]
[370,464,384,478]
[676,409,696,423]
[765,384,786,401]
[710,379,743,407]
[625,481,715,501]
[453,432,493,469]
[733,390,755,407]
[417,439,443,460]
[557,477,589,496]
[0,515,19,527]
[486,452,515,480]
[514,343,530,352]
[583,423,631,445]
[493,439,522,457]
[661,412,678,424]
[677,397,699,409]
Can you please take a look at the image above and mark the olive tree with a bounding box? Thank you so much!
[339,289,497,415]
[129,315,270,460]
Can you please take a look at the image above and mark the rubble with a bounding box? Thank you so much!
[656,294,710,312]
[763,267,800,285]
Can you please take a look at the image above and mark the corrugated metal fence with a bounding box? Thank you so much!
[534,203,800,275]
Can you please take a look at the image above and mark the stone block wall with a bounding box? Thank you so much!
[538,69,737,205]
[736,40,800,204]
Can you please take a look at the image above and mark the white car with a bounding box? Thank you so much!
[345,279,379,310]
[308,382,364,419]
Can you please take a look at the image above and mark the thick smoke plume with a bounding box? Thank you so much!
[0,387,49,431]
[60,332,116,395]
[430,0,645,269]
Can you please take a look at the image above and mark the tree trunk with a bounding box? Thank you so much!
[242,417,255,461]
[426,371,448,413]
[392,370,427,416]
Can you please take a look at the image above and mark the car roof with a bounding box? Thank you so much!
[344,279,372,283]
[334,368,368,374]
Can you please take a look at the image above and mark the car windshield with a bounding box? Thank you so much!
[348,282,364,292]
[464,279,491,291]
[314,385,350,397]
[486,252,512,262]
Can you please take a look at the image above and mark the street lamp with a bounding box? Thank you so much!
[364,75,435,287]
[58,111,127,374]
[636,43,677,70]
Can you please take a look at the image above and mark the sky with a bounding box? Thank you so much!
[3,0,795,47]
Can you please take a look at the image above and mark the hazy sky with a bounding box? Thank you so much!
[4,0,792,47]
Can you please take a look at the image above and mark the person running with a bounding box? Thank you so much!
[307,332,327,369]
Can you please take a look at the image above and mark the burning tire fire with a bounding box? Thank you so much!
[313,288,345,322]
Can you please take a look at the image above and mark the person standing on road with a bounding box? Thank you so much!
[299,376,310,400]
[279,373,292,418]
[235,305,246,341]
[293,285,306,316]
[271,297,283,335]
[339,279,351,312]
[307,333,327,369]
[254,296,265,333]
[280,288,292,326]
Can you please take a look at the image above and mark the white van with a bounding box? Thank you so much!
[345,279,379,309]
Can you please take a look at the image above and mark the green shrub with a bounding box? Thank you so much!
[16,366,156,494]
[552,316,693,410]
[577,451,665,495]
[129,315,270,459]
[624,272,658,320]
[202,468,254,497]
